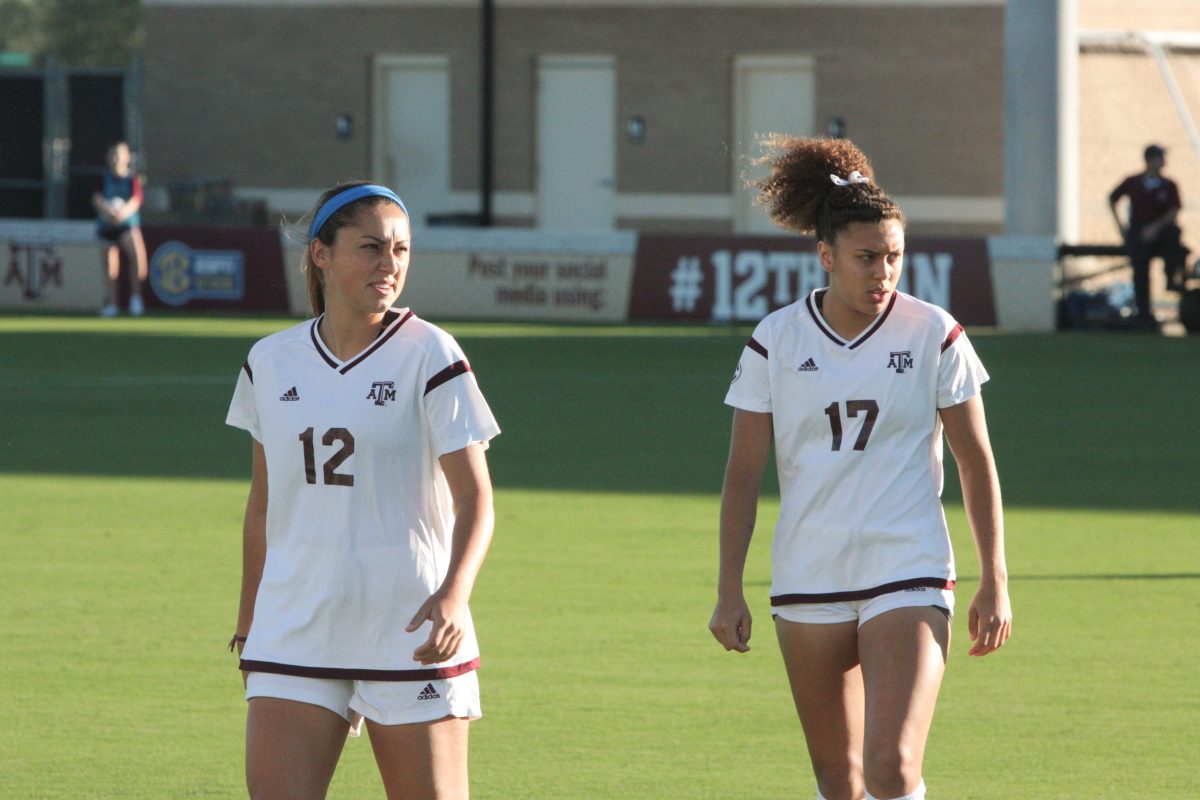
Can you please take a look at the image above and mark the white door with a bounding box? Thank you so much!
[537,55,615,229]
[733,56,816,233]
[372,55,451,229]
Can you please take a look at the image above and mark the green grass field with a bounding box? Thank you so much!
[1,314,1197,798]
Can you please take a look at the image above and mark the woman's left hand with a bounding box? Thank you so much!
[967,580,1012,657]
[406,590,468,664]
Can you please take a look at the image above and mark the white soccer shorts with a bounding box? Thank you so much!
[772,587,954,627]
[246,670,481,734]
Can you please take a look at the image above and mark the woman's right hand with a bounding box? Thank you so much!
[230,635,248,689]
[709,593,753,653]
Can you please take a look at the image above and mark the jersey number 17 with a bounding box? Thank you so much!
[823,400,879,451]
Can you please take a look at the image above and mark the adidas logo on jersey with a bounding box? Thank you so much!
[279,386,300,401]
[797,358,819,372]
[417,682,441,701]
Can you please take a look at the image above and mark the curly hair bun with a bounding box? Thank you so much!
[754,136,900,239]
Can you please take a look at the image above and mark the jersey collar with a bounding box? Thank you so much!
[309,308,414,374]
[805,289,897,350]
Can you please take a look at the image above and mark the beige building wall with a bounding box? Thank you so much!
[1077,0,1200,255]
[141,5,480,193]
[1078,52,1200,251]
[1080,1,1200,31]
[141,1,1004,235]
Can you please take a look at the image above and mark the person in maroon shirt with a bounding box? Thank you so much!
[1108,144,1187,324]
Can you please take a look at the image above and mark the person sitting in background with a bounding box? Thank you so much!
[93,141,148,317]
[1108,144,1187,326]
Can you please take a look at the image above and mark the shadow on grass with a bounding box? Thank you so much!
[1,323,1197,512]
[1009,573,1200,581]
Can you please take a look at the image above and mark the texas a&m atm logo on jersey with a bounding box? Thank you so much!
[367,381,397,406]
[888,351,914,373]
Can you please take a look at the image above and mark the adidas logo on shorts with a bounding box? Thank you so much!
[417,682,441,701]
[279,386,300,401]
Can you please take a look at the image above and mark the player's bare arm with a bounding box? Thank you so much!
[236,441,268,680]
[710,408,773,653]
[408,442,495,664]
[939,395,1011,656]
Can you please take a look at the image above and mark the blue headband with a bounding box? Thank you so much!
[309,184,409,240]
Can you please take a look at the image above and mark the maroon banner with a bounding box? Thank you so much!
[141,224,288,312]
[630,234,996,325]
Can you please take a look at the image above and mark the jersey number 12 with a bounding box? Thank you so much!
[299,427,355,486]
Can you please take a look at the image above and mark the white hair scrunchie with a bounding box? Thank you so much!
[829,171,870,187]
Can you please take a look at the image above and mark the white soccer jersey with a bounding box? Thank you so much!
[724,289,989,604]
[226,308,500,680]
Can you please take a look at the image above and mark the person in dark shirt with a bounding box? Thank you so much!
[92,142,148,317]
[1108,144,1187,325]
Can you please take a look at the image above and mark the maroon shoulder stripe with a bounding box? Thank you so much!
[941,323,964,353]
[746,337,768,359]
[241,360,253,383]
[425,360,472,395]
[238,656,481,682]
[770,577,955,605]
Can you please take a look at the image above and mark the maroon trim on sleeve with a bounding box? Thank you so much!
[771,577,956,605]
[424,360,472,395]
[746,337,768,359]
[130,175,144,203]
[241,360,253,383]
[941,323,964,353]
[239,656,481,682]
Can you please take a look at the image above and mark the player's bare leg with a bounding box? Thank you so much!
[121,228,148,283]
[367,716,469,800]
[102,243,121,308]
[776,618,865,800]
[119,228,148,310]
[857,606,948,800]
[245,697,349,800]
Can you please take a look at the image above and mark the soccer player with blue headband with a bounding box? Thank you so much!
[308,183,408,241]
[305,183,409,313]
[227,180,500,797]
